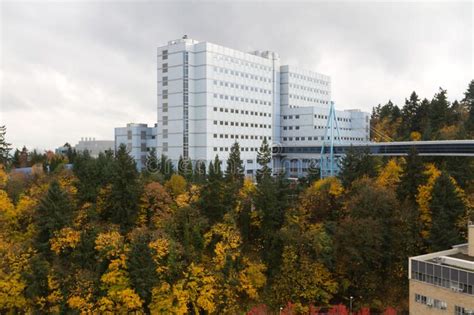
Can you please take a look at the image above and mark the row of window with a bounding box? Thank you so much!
[213,93,271,106]
[283,126,300,130]
[213,66,272,83]
[283,114,353,123]
[456,306,474,315]
[213,53,273,72]
[288,72,329,85]
[213,134,271,141]
[213,120,271,129]
[412,267,474,295]
[214,146,260,152]
[288,83,330,93]
[314,125,354,131]
[213,106,271,117]
[289,94,329,104]
[282,136,365,142]
[213,80,271,95]
[414,293,447,310]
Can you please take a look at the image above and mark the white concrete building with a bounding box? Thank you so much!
[114,123,157,170]
[74,138,114,157]
[156,36,370,175]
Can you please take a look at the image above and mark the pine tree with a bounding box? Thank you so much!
[128,230,158,312]
[401,92,421,138]
[199,155,225,224]
[463,80,474,136]
[429,172,466,251]
[0,126,11,166]
[430,88,450,134]
[397,147,426,203]
[102,144,141,231]
[159,154,174,180]
[177,155,185,178]
[225,142,244,185]
[193,160,206,183]
[256,138,272,183]
[11,149,21,168]
[35,180,74,253]
[338,146,378,188]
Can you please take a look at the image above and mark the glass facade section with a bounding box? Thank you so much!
[411,259,474,295]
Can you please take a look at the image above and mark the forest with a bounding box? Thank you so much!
[0,81,472,314]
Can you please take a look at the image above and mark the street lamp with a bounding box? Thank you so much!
[279,306,283,315]
[349,296,354,315]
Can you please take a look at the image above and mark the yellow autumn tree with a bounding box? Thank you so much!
[165,174,187,197]
[94,231,143,313]
[298,177,344,222]
[376,159,402,188]
[416,164,441,239]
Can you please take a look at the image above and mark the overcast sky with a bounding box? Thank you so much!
[1,1,472,151]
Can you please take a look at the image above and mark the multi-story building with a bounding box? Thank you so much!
[74,138,114,157]
[156,36,370,175]
[409,223,474,314]
[114,123,157,170]
[56,138,114,158]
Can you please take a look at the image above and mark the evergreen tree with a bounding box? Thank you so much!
[101,144,141,231]
[429,172,466,251]
[177,155,185,178]
[463,80,474,136]
[35,180,74,253]
[397,147,426,203]
[144,148,158,174]
[338,146,378,188]
[11,149,21,168]
[256,138,272,183]
[193,160,206,183]
[158,154,174,180]
[0,125,11,166]
[401,92,421,138]
[225,142,244,185]
[128,230,158,312]
[199,155,225,224]
[430,88,450,134]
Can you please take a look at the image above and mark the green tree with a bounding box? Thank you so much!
[199,155,225,224]
[429,172,467,251]
[101,144,141,231]
[463,80,474,136]
[397,147,426,203]
[225,142,244,185]
[0,126,11,166]
[400,92,421,138]
[430,88,450,135]
[256,138,272,183]
[338,146,378,188]
[128,229,159,312]
[35,180,74,253]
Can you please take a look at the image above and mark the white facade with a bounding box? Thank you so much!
[114,123,157,170]
[157,37,370,175]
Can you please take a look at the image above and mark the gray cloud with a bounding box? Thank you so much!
[1,1,472,150]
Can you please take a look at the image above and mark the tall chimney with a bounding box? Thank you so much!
[469,221,474,257]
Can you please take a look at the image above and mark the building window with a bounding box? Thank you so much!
[162,142,168,152]
[127,130,132,140]
[162,76,168,86]
[162,63,168,73]
[162,103,168,112]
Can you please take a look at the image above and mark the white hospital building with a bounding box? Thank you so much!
[156,36,370,175]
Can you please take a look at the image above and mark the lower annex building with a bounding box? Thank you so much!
[409,223,474,314]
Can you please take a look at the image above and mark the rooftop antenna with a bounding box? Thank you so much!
[320,101,341,178]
